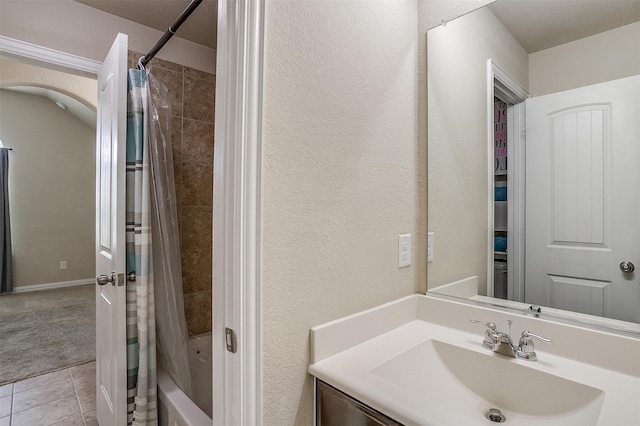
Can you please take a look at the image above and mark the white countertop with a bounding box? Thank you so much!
[308,294,640,425]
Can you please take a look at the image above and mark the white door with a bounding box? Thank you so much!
[95,33,128,425]
[525,75,640,322]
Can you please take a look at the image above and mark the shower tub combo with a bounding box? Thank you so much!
[158,332,213,426]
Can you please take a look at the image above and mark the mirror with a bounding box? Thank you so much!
[427,0,640,331]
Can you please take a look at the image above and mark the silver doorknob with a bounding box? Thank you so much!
[96,273,116,286]
[620,261,635,273]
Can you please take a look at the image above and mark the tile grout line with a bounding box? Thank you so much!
[180,65,185,250]
[10,383,14,426]
[68,367,87,426]
[180,116,214,125]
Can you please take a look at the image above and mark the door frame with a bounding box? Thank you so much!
[486,60,528,300]
[3,17,265,422]
[213,0,264,424]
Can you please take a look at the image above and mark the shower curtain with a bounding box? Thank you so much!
[126,69,157,426]
[0,149,12,294]
[126,68,193,426]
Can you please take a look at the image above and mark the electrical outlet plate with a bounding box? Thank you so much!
[398,234,411,268]
[59,261,67,270]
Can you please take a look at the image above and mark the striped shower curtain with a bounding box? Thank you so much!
[126,69,158,426]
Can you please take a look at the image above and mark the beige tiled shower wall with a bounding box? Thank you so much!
[129,51,214,336]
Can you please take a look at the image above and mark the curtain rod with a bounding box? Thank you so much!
[139,0,204,68]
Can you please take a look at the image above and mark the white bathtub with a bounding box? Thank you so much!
[158,332,212,426]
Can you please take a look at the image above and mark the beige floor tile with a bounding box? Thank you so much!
[70,362,95,394]
[12,375,76,413]
[0,395,11,418]
[77,387,96,415]
[69,361,95,381]
[11,395,81,426]
[84,417,99,426]
[83,409,97,422]
[51,414,85,425]
[13,369,70,393]
[0,384,12,398]
[72,373,96,393]
[0,416,9,426]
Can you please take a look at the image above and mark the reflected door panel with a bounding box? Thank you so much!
[525,75,640,322]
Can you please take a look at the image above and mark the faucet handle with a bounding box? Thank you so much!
[520,330,552,344]
[470,320,497,331]
[518,331,552,359]
[471,320,500,351]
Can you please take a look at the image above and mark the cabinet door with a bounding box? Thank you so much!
[316,380,404,426]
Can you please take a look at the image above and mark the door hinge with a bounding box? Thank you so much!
[225,327,237,353]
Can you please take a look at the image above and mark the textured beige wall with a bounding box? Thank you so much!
[426,6,528,295]
[0,0,215,74]
[417,0,495,294]
[262,1,419,424]
[529,21,640,96]
[0,89,95,287]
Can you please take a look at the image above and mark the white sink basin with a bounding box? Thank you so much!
[371,339,605,425]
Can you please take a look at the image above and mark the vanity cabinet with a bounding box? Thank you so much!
[316,380,403,426]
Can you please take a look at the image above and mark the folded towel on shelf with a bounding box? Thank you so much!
[495,186,507,201]
[494,236,507,252]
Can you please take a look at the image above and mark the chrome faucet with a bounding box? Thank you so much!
[471,320,552,361]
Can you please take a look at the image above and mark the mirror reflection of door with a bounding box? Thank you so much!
[525,75,640,323]
[493,73,640,324]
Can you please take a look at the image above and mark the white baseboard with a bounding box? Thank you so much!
[12,278,94,293]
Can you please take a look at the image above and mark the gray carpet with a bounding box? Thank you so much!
[0,284,95,385]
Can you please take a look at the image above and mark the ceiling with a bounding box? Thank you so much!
[488,0,640,53]
[73,0,217,49]
[2,86,96,128]
[73,1,640,54]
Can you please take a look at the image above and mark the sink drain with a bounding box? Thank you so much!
[485,408,506,423]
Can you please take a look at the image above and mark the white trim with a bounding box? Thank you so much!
[507,103,526,302]
[11,278,94,293]
[0,36,100,77]
[487,60,529,298]
[486,60,495,297]
[491,61,528,103]
[213,0,264,425]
